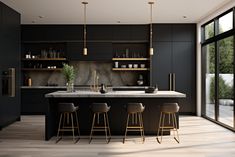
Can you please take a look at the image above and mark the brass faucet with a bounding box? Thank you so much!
[90,70,99,92]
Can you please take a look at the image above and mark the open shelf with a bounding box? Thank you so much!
[112,58,149,61]
[21,68,62,71]
[112,68,149,71]
[21,58,67,61]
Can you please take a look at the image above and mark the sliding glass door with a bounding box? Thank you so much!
[202,9,235,130]
[218,36,234,127]
[204,43,215,120]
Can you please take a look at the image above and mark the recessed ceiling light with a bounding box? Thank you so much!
[183,16,187,19]
[117,21,121,23]
[38,15,44,19]
[31,20,36,23]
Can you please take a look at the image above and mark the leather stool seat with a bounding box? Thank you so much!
[127,103,145,113]
[160,103,179,113]
[58,103,78,113]
[91,103,110,113]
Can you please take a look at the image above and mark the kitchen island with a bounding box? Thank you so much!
[45,90,186,140]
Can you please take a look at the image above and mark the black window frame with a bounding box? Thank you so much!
[201,7,235,131]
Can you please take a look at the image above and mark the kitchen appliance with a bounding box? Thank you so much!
[2,68,16,97]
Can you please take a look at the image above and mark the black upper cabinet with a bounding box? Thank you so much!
[112,25,131,40]
[21,25,83,41]
[87,25,113,40]
[130,25,149,41]
[67,42,112,61]
[172,24,195,42]
[153,24,172,41]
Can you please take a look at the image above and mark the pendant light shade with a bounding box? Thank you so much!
[149,2,154,56]
[82,2,88,56]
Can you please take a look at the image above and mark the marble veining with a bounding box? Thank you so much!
[25,61,140,86]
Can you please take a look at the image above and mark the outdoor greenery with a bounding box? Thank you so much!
[62,63,75,84]
[210,76,234,102]
[206,23,234,102]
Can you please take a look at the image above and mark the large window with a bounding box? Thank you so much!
[202,8,235,130]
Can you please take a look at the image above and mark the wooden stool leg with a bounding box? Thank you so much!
[140,113,145,142]
[103,113,109,144]
[105,112,111,140]
[173,113,180,143]
[75,111,80,138]
[89,113,96,144]
[157,112,162,143]
[123,114,130,143]
[70,113,76,143]
[56,113,63,143]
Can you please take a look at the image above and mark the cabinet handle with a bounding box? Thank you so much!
[172,73,175,91]
[9,68,15,97]
[169,73,172,91]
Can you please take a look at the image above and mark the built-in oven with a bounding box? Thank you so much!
[2,68,15,97]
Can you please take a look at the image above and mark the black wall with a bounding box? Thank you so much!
[0,2,21,129]
[21,24,196,114]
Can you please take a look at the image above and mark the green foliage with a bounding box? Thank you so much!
[62,63,75,83]
[210,76,234,102]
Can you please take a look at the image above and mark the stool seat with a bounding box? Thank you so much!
[91,103,110,113]
[58,103,78,113]
[160,103,179,113]
[127,103,145,113]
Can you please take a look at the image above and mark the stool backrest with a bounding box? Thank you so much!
[127,103,145,113]
[58,103,76,113]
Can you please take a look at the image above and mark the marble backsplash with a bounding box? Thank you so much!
[25,61,140,86]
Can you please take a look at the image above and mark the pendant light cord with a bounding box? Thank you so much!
[83,2,87,49]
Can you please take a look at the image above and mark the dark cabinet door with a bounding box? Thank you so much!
[152,42,172,90]
[130,25,149,41]
[172,24,195,42]
[153,24,172,42]
[172,42,195,113]
[87,25,113,40]
[113,25,131,40]
[67,42,112,61]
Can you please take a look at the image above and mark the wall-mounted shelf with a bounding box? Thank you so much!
[21,68,62,71]
[112,68,149,71]
[112,58,149,61]
[21,58,67,61]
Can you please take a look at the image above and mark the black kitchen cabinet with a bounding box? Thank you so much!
[67,42,112,61]
[153,24,172,42]
[152,24,196,114]
[87,25,113,40]
[152,42,172,90]
[172,24,195,42]
[21,88,65,115]
[0,2,20,130]
[21,25,83,41]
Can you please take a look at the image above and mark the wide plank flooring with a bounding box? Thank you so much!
[0,116,235,157]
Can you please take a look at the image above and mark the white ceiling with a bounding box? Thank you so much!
[1,0,232,24]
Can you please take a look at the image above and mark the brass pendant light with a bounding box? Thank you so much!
[149,2,154,56]
[82,2,88,55]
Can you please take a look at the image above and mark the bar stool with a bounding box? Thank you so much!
[123,103,145,143]
[89,103,111,144]
[157,103,180,144]
[56,103,80,143]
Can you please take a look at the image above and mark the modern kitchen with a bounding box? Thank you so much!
[0,0,235,157]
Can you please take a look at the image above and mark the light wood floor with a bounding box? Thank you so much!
[0,116,235,157]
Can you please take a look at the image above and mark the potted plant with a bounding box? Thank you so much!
[62,63,75,92]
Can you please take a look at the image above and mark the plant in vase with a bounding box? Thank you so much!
[62,63,76,92]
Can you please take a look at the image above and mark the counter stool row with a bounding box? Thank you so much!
[56,102,180,144]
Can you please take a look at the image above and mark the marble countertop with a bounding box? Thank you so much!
[21,86,147,89]
[45,90,186,98]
